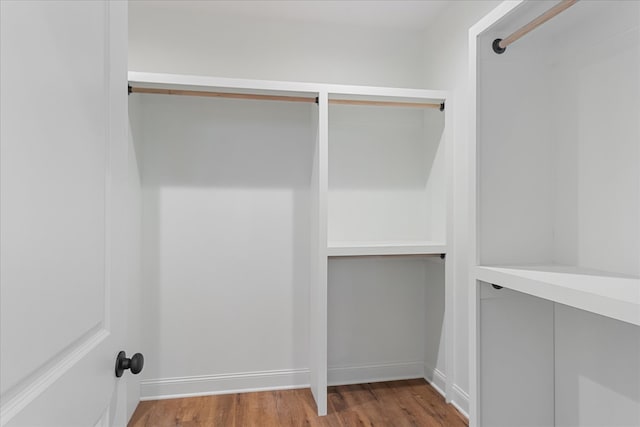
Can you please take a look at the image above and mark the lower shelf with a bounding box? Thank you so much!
[475,265,640,326]
[328,241,446,257]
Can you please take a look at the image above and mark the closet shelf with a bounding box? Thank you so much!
[475,265,640,326]
[328,241,446,257]
[128,71,447,103]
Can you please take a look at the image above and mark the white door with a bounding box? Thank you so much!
[1,1,131,426]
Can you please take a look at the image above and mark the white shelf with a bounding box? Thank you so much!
[128,71,446,102]
[475,265,640,326]
[328,241,446,257]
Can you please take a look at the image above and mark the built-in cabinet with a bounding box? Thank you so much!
[128,73,451,416]
[470,1,639,426]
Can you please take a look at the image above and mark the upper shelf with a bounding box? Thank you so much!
[128,71,447,103]
[328,241,446,257]
[475,265,640,326]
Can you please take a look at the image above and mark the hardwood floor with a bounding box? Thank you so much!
[129,379,468,427]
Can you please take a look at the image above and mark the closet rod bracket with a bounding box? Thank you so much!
[491,284,504,290]
[439,102,445,111]
[128,85,132,96]
[492,39,506,54]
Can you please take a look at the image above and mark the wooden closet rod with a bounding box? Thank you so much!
[129,86,444,110]
[493,0,578,54]
[129,86,316,103]
[329,99,443,110]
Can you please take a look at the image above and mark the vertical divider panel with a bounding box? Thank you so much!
[468,23,480,426]
[309,92,329,416]
[467,3,525,425]
[443,99,454,403]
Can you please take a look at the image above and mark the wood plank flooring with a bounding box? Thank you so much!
[129,379,468,427]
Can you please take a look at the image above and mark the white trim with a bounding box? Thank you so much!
[102,0,112,333]
[0,328,109,425]
[468,11,481,427]
[443,97,454,403]
[327,361,425,386]
[468,0,523,37]
[424,366,447,397]
[423,366,469,419]
[309,90,329,417]
[139,368,310,401]
[451,384,470,419]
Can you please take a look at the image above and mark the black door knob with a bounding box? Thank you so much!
[115,351,144,377]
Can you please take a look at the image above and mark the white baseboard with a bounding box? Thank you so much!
[139,363,470,418]
[140,368,310,401]
[424,365,446,397]
[424,365,469,418]
[451,384,470,418]
[328,361,425,386]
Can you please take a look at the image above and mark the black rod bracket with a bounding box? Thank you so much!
[492,38,506,54]
[491,284,504,290]
[439,102,445,112]
[128,85,132,96]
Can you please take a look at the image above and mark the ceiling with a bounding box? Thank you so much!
[129,1,452,31]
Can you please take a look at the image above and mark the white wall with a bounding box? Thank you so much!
[421,0,503,414]
[129,2,425,88]
[137,94,314,398]
[327,105,445,243]
[327,257,435,385]
[550,1,639,276]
